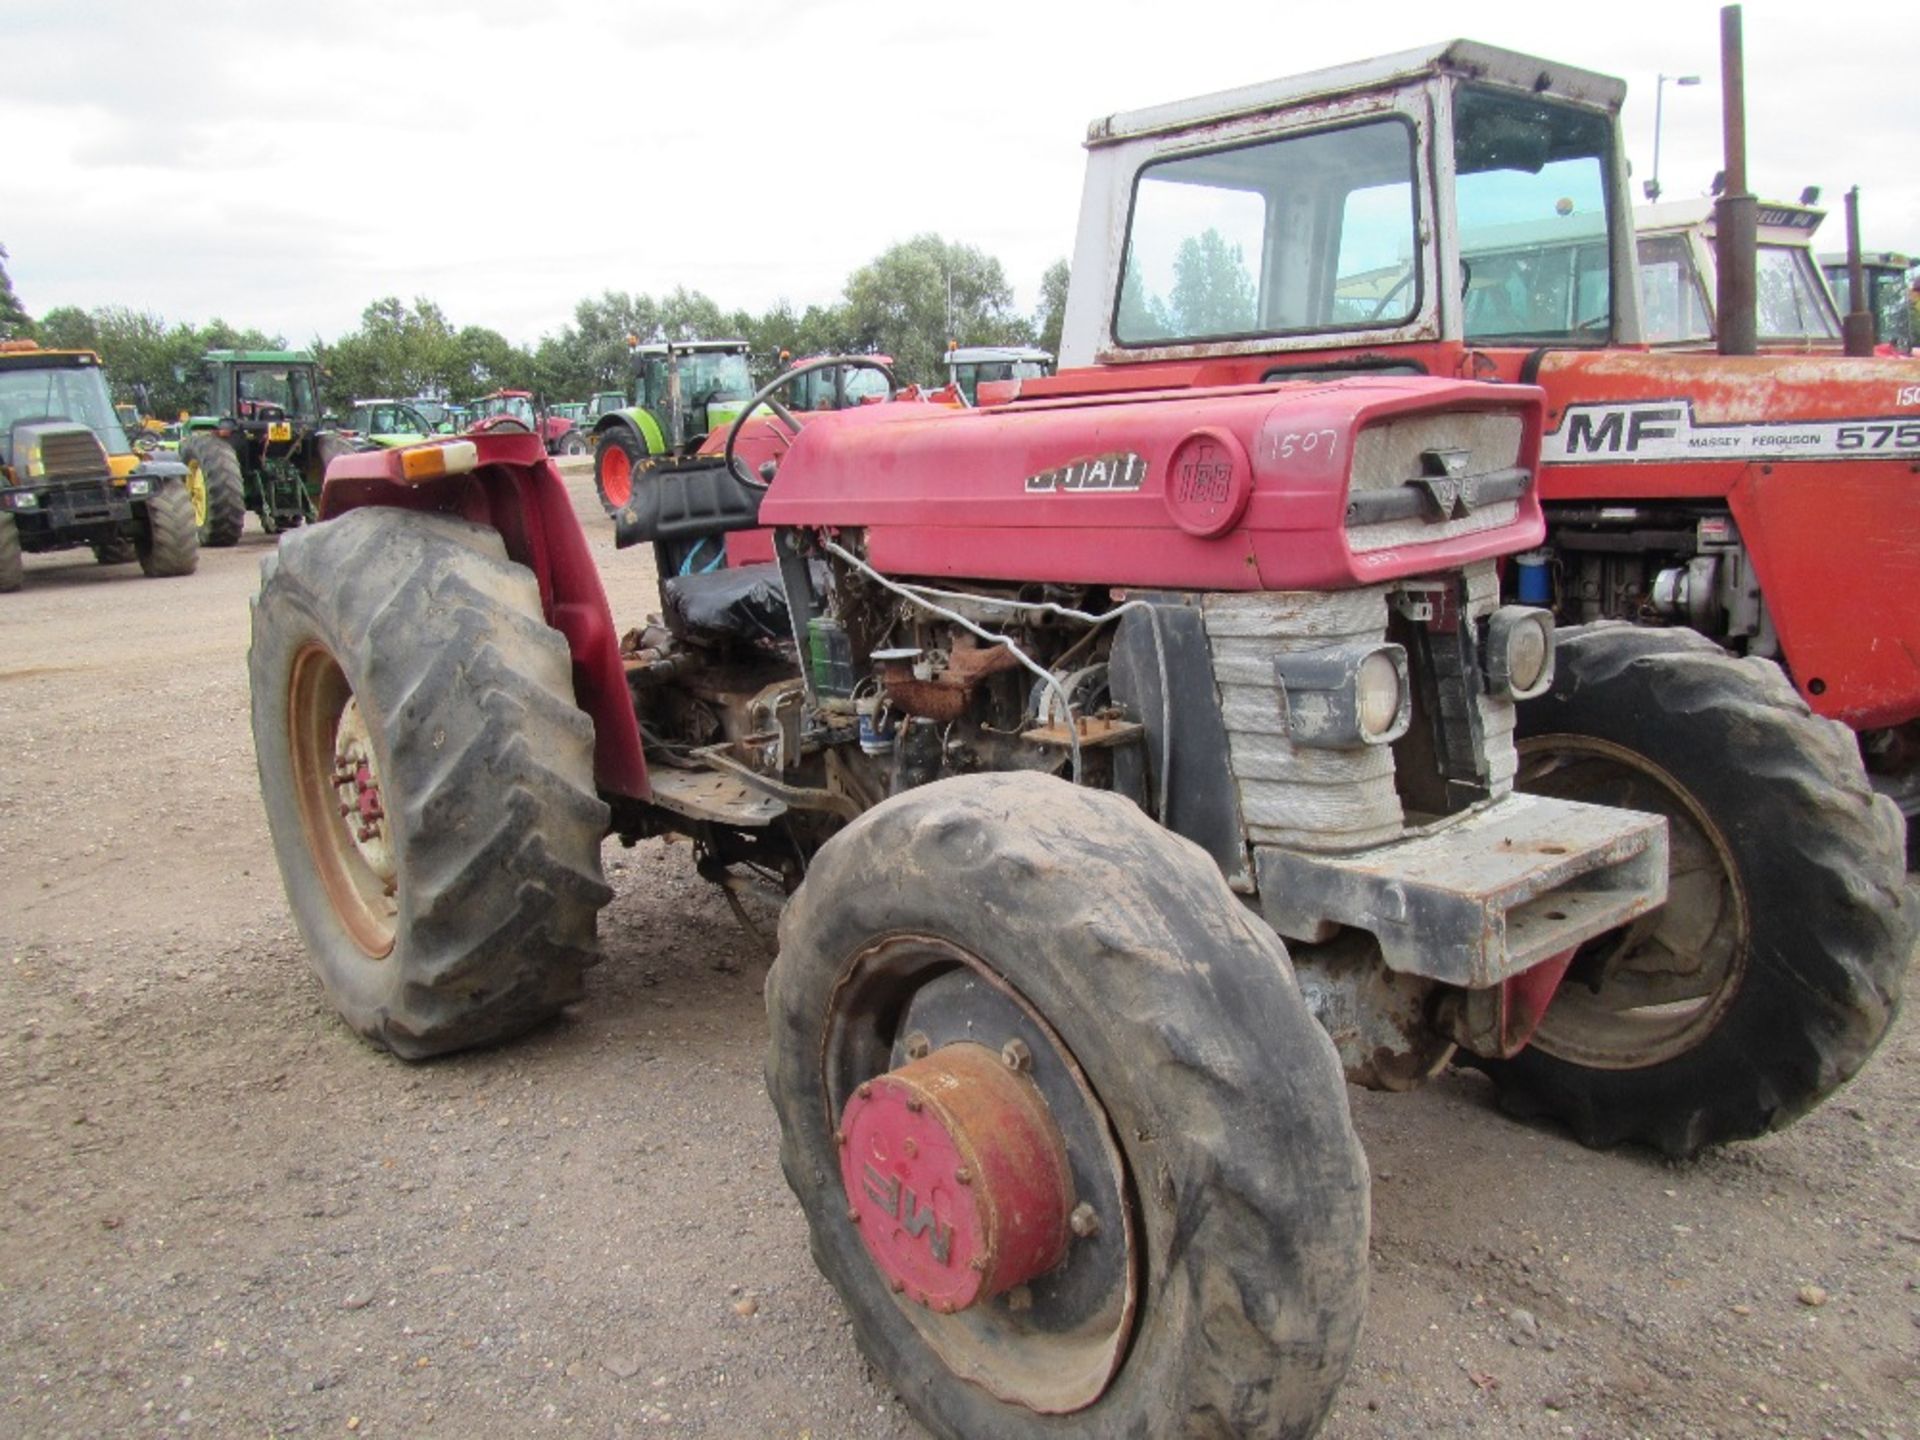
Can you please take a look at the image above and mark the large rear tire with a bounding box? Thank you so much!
[768,772,1369,1440]
[249,508,612,1058]
[0,512,22,592]
[1480,624,1912,1156]
[182,435,247,547]
[592,426,647,517]
[136,480,200,578]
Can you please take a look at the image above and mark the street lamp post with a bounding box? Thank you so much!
[1646,72,1703,202]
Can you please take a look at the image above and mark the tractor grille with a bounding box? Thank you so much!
[1201,561,1518,853]
[38,429,112,482]
[1345,412,1525,554]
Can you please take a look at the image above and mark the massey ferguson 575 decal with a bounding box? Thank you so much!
[1544,400,1920,464]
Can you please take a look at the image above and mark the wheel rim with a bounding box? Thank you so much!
[1516,734,1749,1069]
[600,446,632,507]
[288,644,398,958]
[184,460,208,528]
[821,934,1136,1415]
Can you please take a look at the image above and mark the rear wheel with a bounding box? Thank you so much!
[1479,624,1912,1156]
[136,480,199,577]
[592,427,646,517]
[249,507,613,1057]
[768,772,1369,1439]
[0,512,22,592]
[182,436,247,546]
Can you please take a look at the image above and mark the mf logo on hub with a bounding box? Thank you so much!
[861,1163,953,1266]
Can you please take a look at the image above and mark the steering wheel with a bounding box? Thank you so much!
[1366,269,1416,322]
[726,355,901,492]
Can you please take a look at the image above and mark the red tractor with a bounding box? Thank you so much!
[467,388,587,456]
[247,49,1910,1440]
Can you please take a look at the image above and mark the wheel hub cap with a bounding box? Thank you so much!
[330,698,395,882]
[839,1042,1073,1313]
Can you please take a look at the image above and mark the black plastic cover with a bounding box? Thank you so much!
[661,563,792,645]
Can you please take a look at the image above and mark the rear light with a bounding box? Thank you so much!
[398,440,478,483]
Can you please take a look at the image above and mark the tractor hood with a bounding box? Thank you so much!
[5,420,111,486]
[756,374,1546,592]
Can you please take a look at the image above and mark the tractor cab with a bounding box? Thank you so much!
[629,339,753,447]
[1635,198,1840,350]
[344,399,434,447]
[1822,249,1915,354]
[942,344,1052,404]
[779,354,894,411]
[469,390,539,431]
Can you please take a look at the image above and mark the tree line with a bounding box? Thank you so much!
[0,236,1071,418]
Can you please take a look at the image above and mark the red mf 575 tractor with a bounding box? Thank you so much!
[248,47,1911,1440]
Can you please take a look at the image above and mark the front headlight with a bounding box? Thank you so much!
[127,477,153,497]
[1274,641,1412,749]
[1484,606,1555,700]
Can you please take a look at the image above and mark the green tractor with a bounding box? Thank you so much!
[588,338,751,516]
[177,350,347,545]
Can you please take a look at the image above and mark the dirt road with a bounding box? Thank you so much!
[2,467,1915,1439]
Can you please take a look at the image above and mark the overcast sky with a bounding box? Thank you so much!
[5,0,1914,348]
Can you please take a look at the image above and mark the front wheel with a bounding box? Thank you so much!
[560,431,589,457]
[249,508,613,1057]
[768,772,1369,1439]
[1478,624,1912,1156]
[136,480,199,577]
[592,427,647,517]
[0,512,22,592]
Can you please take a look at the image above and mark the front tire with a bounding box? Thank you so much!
[768,772,1369,1439]
[136,480,200,577]
[592,427,646,517]
[182,435,248,546]
[0,512,22,592]
[1481,624,1912,1156]
[249,508,613,1058]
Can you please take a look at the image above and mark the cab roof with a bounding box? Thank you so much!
[0,342,105,370]
[1085,40,1626,147]
[204,349,313,365]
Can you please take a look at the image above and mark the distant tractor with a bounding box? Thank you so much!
[342,399,435,449]
[469,389,587,457]
[588,338,752,516]
[1634,199,1843,350]
[179,349,342,545]
[0,341,197,590]
[942,344,1054,405]
[1822,249,1915,354]
[779,354,895,412]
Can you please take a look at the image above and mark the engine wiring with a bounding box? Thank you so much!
[819,538,1172,817]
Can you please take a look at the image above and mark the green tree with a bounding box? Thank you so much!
[1169,229,1256,337]
[0,244,32,340]
[1034,258,1070,357]
[841,234,1029,384]
[37,305,97,351]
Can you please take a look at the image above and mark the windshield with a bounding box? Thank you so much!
[0,364,131,453]
[1116,116,1421,344]
[1454,87,1614,343]
[236,366,319,420]
[1755,246,1839,340]
[1635,233,1715,344]
[477,394,535,424]
[682,352,750,398]
[360,403,429,433]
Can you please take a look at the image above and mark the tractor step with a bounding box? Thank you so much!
[1255,793,1668,988]
[646,768,787,827]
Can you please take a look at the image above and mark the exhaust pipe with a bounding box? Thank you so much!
[1841,188,1877,357]
[1714,4,1757,357]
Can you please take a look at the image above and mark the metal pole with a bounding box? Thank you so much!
[1650,76,1667,203]
[1842,187,1876,356]
[1714,4,1757,356]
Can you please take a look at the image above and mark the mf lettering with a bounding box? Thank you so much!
[1565,407,1684,454]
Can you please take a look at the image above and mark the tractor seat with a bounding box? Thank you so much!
[660,563,793,645]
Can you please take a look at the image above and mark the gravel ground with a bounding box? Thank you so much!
[1,462,1915,1439]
